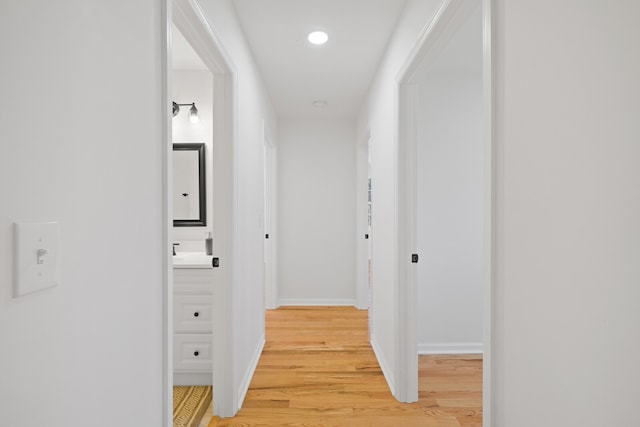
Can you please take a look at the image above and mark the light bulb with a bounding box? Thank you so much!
[189,104,199,123]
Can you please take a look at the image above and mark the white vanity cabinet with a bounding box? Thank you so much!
[173,256,214,386]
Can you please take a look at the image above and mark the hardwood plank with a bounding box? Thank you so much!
[205,306,482,426]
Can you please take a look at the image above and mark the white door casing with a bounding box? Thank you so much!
[394,3,493,427]
[356,132,371,310]
[263,122,278,309]
[172,0,239,418]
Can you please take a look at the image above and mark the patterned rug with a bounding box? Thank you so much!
[173,386,212,427]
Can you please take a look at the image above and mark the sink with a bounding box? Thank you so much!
[172,252,214,268]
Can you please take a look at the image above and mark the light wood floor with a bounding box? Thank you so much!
[205,306,482,426]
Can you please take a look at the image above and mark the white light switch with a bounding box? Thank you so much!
[13,222,60,297]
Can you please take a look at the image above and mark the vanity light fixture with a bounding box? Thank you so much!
[308,31,329,45]
[172,101,199,123]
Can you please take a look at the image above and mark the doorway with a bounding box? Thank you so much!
[395,0,492,421]
[413,0,484,357]
[170,0,238,418]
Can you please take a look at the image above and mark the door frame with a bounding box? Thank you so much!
[166,0,239,418]
[263,121,278,309]
[356,131,371,310]
[161,1,171,425]
[394,0,494,425]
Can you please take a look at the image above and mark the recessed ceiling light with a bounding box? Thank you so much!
[312,100,328,108]
[308,31,328,45]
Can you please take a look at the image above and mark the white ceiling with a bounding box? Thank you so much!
[232,0,408,119]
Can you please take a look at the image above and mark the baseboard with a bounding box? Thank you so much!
[370,334,395,396]
[237,334,265,410]
[354,299,369,310]
[174,372,212,386]
[278,298,356,307]
[418,342,483,355]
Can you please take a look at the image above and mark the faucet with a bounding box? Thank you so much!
[172,243,180,256]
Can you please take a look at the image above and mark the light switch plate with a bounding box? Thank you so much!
[13,222,60,297]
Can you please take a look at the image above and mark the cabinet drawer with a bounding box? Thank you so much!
[173,268,213,294]
[174,295,213,333]
[173,334,212,372]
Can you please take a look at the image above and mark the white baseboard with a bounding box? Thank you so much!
[370,334,395,396]
[173,372,212,386]
[418,342,483,355]
[237,334,265,410]
[354,299,369,310]
[278,298,356,307]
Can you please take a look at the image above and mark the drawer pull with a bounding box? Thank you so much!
[193,311,200,317]
[193,351,199,357]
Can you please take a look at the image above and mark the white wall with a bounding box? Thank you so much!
[172,69,214,247]
[196,0,278,409]
[278,119,356,305]
[0,1,165,426]
[415,8,483,354]
[357,0,443,395]
[492,1,640,425]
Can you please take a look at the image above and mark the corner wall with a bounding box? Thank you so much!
[0,1,165,425]
[492,1,640,425]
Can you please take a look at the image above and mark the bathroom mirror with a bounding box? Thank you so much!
[173,143,206,227]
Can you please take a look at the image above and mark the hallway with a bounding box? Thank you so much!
[206,307,481,426]
[172,0,485,416]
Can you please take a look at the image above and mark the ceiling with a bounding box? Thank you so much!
[232,0,408,119]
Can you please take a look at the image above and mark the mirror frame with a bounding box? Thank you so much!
[173,143,206,227]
